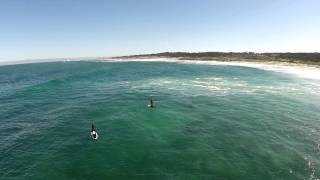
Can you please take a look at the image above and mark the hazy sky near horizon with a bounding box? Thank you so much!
[0,0,319,61]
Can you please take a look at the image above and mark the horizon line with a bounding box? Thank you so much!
[1,51,320,63]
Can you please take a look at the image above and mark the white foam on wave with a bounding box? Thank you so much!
[101,58,320,80]
[100,58,320,96]
[99,58,320,96]
[126,73,320,97]
[128,76,250,97]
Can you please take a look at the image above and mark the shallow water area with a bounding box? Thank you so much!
[1,60,320,179]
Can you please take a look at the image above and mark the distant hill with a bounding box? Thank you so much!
[113,52,320,65]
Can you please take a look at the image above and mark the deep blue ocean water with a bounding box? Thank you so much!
[1,61,320,179]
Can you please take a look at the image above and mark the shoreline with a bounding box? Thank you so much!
[1,57,319,80]
[100,57,320,80]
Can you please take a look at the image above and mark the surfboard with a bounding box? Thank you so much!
[91,131,99,140]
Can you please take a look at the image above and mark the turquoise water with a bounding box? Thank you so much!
[1,61,320,180]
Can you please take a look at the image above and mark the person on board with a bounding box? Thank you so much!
[91,123,97,139]
[149,98,155,108]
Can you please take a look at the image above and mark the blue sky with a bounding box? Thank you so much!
[0,0,319,61]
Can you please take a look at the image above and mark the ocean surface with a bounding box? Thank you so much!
[1,60,320,180]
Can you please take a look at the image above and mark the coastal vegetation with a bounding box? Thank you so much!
[114,52,320,65]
